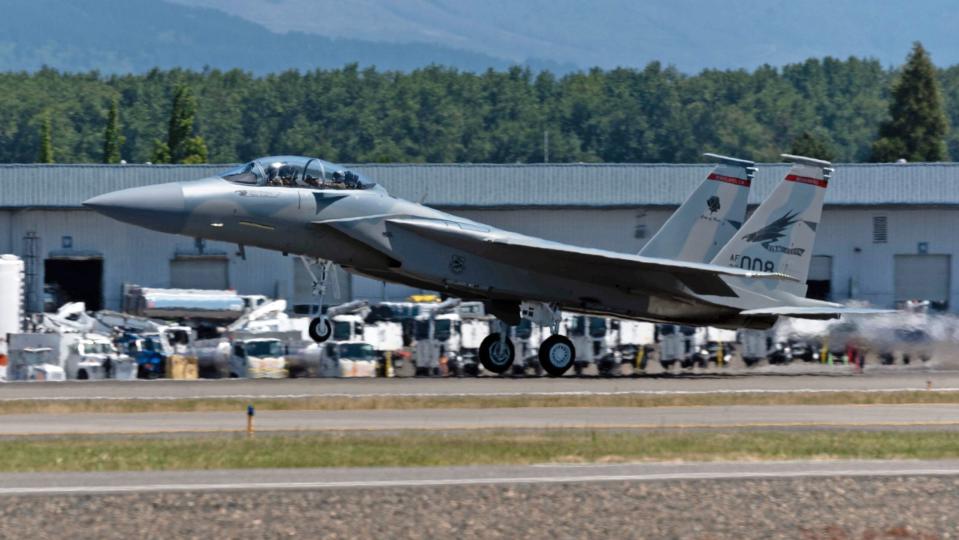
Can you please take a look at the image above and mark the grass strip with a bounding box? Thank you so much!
[6,430,959,473]
[2,390,959,415]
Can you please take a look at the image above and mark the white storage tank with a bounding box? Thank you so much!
[0,254,25,357]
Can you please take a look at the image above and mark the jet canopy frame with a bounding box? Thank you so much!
[219,155,376,190]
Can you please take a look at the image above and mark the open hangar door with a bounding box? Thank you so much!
[44,255,103,311]
[170,255,230,290]
[806,255,832,301]
[894,254,951,310]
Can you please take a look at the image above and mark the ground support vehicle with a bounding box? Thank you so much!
[657,325,704,370]
[196,337,287,378]
[317,341,378,377]
[565,315,611,376]
[9,332,134,380]
[412,299,462,376]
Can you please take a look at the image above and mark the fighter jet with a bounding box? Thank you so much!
[84,153,887,376]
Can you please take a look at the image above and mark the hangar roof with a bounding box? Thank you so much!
[0,162,956,209]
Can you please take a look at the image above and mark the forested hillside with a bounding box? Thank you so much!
[5,57,959,164]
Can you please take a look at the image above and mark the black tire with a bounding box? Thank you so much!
[309,317,333,343]
[538,335,575,377]
[479,333,515,374]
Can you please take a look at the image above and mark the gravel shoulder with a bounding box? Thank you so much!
[1,475,954,539]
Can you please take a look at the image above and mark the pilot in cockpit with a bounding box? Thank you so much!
[267,163,298,187]
[331,170,346,189]
[266,163,283,186]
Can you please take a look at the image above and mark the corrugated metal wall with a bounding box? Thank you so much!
[3,162,959,209]
[3,205,959,311]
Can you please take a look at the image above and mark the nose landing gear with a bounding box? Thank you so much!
[300,256,334,343]
[308,317,333,343]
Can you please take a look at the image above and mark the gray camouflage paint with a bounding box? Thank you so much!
[711,160,828,298]
[639,159,753,263]
[84,155,858,330]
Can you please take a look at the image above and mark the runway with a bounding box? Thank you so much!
[3,460,959,496]
[1,368,956,400]
[5,403,959,435]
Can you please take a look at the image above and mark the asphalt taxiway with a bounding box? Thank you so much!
[1,368,956,401]
[3,460,959,496]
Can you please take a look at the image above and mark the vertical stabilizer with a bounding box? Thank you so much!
[640,153,755,262]
[710,154,832,296]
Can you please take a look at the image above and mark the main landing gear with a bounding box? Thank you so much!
[479,321,516,374]
[477,302,577,377]
[300,257,334,343]
[538,334,575,377]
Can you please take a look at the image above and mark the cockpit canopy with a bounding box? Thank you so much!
[219,156,377,190]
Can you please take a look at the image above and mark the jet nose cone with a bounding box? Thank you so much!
[84,182,187,234]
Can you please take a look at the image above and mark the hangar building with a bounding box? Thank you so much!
[0,162,956,313]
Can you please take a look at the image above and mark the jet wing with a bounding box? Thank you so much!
[384,217,795,298]
[739,306,897,320]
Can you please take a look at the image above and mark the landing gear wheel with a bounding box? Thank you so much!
[309,317,333,343]
[479,333,515,374]
[539,335,575,377]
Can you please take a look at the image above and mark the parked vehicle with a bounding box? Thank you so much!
[318,341,377,378]
[119,332,170,379]
[7,332,134,380]
[195,337,287,378]
[412,298,462,376]
[657,325,703,370]
[566,315,611,375]
[739,329,771,367]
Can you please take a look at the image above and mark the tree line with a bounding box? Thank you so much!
[2,43,951,165]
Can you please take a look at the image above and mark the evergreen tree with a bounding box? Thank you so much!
[789,131,836,161]
[871,42,948,162]
[179,136,208,164]
[165,84,207,163]
[37,111,53,163]
[151,139,171,164]
[102,96,123,163]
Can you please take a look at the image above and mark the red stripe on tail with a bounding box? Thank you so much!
[785,174,828,188]
[707,173,751,186]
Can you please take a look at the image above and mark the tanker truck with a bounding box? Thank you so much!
[194,337,287,378]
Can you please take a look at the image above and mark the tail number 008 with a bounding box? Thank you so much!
[738,256,774,272]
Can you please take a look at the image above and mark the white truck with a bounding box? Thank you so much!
[284,339,378,378]
[6,345,64,381]
[7,332,135,381]
[606,319,656,373]
[657,325,705,370]
[564,314,612,376]
[195,337,287,378]
[413,299,462,376]
[318,341,378,377]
